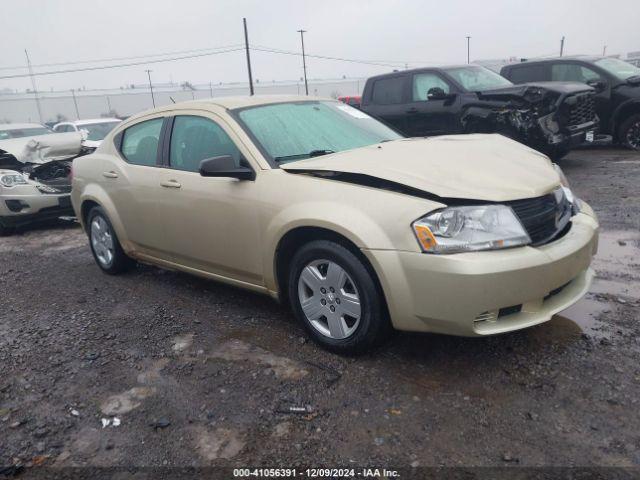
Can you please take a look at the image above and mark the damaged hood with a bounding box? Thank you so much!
[479,81,593,100]
[0,132,82,164]
[281,134,561,202]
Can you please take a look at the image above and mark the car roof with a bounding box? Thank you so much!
[505,56,604,67]
[0,123,47,131]
[366,64,493,80]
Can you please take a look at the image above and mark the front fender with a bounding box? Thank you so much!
[262,201,397,292]
[611,98,640,132]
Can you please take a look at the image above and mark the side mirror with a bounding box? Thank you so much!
[426,87,449,100]
[587,79,607,92]
[199,155,255,181]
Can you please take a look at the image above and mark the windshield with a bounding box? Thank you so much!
[237,101,402,164]
[446,66,514,91]
[0,127,52,140]
[595,57,640,81]
[80,121,121,141]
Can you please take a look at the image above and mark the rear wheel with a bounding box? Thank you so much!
[87,206,133,274]
[0,221,15,236]
[618,114,640,150]
[288,240,390,354]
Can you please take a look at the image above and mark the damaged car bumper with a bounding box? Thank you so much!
[0,179,73,228]
[363,202,599,336]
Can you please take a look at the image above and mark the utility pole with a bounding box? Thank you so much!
[243,18,254,95]
[209,81,213,97]
[602,45,607,56]
[24,49,43,124]
[106,96,112,114]
[70,89,80,119]
[560,36,565,57]
[466,36,471,64]
[145,69,155,107]
[297,29,309,95]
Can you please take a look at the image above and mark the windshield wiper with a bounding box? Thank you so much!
[275,149,335,162]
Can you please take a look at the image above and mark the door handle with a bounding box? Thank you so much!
[160,180,182,189]
[102,171,118,178]
[406,107,418,114]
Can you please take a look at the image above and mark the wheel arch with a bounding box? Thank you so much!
[77,185,131,253]
[611,100,640,139]
[272,226,389,316]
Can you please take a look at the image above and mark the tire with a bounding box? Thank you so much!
[618,114,640,150]
[0,221,15,237]
[545,145,571,161]
[87,206,133,274]
[287,240,390,354]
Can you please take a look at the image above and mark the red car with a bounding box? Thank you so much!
[338,95,362,109]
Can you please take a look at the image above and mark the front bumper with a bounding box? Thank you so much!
[0,191,74,228]
[363,205,599,336]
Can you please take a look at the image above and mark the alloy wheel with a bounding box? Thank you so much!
[626,120,640,149]
[91,215,115,267]
[297,259,362,339]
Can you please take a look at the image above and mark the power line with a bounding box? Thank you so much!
[250,45,406,68]
[0,47,245,80]
[0,44,244,71]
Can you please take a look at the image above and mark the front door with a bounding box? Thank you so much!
[405,72,459,136]
[156,113,263,286]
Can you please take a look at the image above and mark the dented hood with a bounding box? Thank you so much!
[0,132,82,164]
[281,134,561,202]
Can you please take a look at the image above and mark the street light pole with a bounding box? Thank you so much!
[71,89,80,119]
[560,36,565,57]
[243,18,254,95]
[466,36,471,64]
[297,29,309,95]
[145,69,155,108]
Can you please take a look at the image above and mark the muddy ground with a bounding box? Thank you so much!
[0,148,639,473]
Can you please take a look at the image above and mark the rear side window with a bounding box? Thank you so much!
[551,64,601,83]
[169,116,241,172]
[507,64,549,83]
[121,118,163,166]
[412,73,451,101]
[371,77,405,105]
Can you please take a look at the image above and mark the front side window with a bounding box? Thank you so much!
[594,57,640,81]
[169,116,241,172]
[551,64,601,83]
[237,101,402,164]
[121,118,163,166]
[445,66,513,91]
[412,73,451,101]
[371,77,405,105]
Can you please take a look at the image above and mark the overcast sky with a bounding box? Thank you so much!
[0,0,638,92]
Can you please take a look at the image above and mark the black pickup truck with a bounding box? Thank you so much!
[360,65,599,159]
[501,56,640,150]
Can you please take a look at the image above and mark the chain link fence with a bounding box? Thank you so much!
[0,78,364,124]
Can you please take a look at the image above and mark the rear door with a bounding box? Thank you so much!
[405,71,459,136]
[362,75,409,133]
[105,116,170,259]
[156,112,263,285]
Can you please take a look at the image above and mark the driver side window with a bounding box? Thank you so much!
[551,64,601,83]
[412,73,450,101]
[169,116,242,172]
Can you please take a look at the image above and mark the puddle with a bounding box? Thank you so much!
[592,230,640,299]
[552,295,611,339]
[207,339,309,380]
[100,386,156,415]
[172,333,194,353]
[193,426,245,461]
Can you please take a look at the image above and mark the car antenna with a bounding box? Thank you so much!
[169,96,176,104]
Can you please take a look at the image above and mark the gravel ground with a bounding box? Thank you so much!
[1,148,639,473]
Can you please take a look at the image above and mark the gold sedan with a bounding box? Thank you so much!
[71,96,598,353]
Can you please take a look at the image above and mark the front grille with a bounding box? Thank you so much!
[563,91,596,127]
[507,190,571,245]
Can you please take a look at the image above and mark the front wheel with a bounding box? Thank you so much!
[87,206,133,274]
[618,114,640,150]
[288,240,390,354]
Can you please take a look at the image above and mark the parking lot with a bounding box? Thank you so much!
[0,147,639,470]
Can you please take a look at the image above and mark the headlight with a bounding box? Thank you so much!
[0,174,28,187]
[552,163,581,213]
[412,205,531,254]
